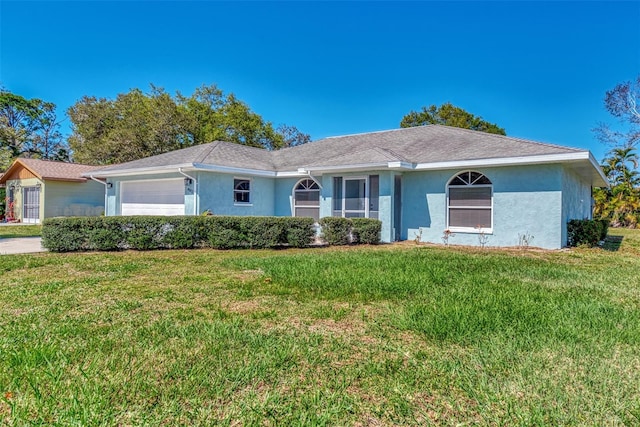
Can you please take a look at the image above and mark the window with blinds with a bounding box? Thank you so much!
[447,171,492,232]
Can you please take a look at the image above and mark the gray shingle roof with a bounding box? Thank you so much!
[95,141,276,173]
[90,125,588,175]
[271,125,583,170]
[0,158,101,184]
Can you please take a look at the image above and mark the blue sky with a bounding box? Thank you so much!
[1,1,639,161]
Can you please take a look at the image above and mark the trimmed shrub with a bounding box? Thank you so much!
[351,218,382,244]
[319,217,352,245]
[567,219,609,247]
[286,218,316,248]
[42,215,316,252]
[318,217,382,245]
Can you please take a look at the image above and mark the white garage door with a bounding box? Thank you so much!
[120,179,185,216]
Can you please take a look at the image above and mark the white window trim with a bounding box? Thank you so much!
[446,172,494,234]
[342,175,369,218]
[292,178,320,219]
[233,177,252,205]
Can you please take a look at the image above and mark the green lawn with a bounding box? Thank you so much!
[1,230,639,425]
[0,225,42,239]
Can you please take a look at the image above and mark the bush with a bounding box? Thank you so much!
[319,217,352,245]
[318,217,381,245]
[351,218,382,244]
[42,216,316,252]
[567,219,609,247]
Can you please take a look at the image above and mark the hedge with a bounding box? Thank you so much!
[567,219,609,247]
[318,217,381,245]
[42,216,316,252]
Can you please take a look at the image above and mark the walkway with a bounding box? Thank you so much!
[0,237,46,255]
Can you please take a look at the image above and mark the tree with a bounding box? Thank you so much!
[593,76,640,148]
[276,124,312,148]
[400,102,506,135]
[69,84,311,165]
[593,77,640,228]
[594,147,640,227]
[0,89,67,161]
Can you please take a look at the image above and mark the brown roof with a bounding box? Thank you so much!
[0,158,101,184]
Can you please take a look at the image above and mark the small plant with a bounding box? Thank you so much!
[441,229,454,246]
[518,231,534,249]
[476,225,489,248]
[414,228,423,245]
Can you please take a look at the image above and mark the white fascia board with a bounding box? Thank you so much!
[588,152,609,188]
[296,162,395,174]
[192,163,276,177]
[82,163,195,178]
[413,152,593,171]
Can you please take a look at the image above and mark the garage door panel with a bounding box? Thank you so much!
[120,179,185,216]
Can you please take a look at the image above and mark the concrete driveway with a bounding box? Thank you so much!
[0,237,46,255]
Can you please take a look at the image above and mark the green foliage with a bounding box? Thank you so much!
[0,89,68,161]
[318,217,352,245]
[567,219,609,247]
[67,84,311,165]
[319,217,381,245]
[350,218,382,244]
[400,102,506,135]
[594,147,640,227]
[42,216,315,252]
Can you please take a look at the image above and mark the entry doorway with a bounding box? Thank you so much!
[22,186,41,224]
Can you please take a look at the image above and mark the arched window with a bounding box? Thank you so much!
[293,178,320,221]
[447,171,492,232]
[234,179,250,204]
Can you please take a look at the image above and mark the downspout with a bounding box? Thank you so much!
[89,175,108,216]
[178,168,198,215]
[306,171,323,189]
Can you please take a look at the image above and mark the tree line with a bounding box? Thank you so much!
[2,77,638,228]
[1,82,507,170]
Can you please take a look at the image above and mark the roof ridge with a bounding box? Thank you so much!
[321,126,432,140]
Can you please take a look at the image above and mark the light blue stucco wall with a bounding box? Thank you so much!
[403,165,565,249]
[561,167,593,245]
[274,177,300,217]
[107,171,275,216]
[103,163,593,249]
[197,172,275,216]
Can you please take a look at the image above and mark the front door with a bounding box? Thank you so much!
[23,186,41,224]
[343,178,367,218]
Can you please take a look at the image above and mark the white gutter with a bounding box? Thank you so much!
[89,175,108,216]
[178,168,198,215]
[306,171,323,189]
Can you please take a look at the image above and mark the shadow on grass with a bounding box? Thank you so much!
[602,235,624,252]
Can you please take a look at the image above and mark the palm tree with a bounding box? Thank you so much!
[596,147,640,227]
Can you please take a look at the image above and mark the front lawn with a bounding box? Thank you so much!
[0,225,42,239]
[1,229,639,425]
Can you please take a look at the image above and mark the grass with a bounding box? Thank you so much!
[0,225,42,239]
[0,229,639,425]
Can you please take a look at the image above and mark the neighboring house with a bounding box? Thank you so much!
[0,158,105,224]
[86,125,607,249]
